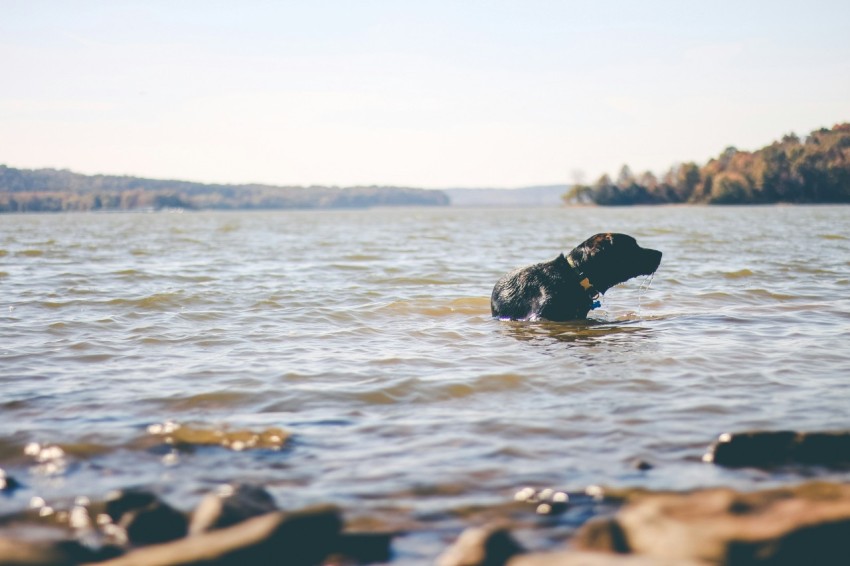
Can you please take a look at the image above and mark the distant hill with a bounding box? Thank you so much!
[444,185,569,207]
[0,165,449,212]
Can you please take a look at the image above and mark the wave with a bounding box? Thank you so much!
[105,292,201,310]
[16,249,45,257]
[381,297,490,317]
[723,269,755,279]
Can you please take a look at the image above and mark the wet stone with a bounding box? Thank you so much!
[0,468,23,494]
[91,506,344,566]
[104,489,158,522]
[334,532,394,564]
[574,481,850,565]
[0,538,79,566]
[705,431,850,468]
[437,525,525,566]
[105,489,188,546]
[190,483,278,534]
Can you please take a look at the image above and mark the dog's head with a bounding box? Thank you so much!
[567,233,662,293]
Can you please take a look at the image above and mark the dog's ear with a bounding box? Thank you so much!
[572,233,615,263]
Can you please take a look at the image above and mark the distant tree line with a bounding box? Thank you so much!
[564,123,850,205]
[0,167,449,213]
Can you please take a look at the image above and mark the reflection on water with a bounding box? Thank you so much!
[1,206,850,558]
[498,319,652,347]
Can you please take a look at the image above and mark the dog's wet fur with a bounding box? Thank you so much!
[491,233,662,321]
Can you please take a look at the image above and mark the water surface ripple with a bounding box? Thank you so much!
[2,206,850,556]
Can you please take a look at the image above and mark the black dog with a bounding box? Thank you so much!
[491,233,662,321]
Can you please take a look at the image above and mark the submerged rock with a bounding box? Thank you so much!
[631,459,654,471]
[146,422,289,452]
[704,431,850,468]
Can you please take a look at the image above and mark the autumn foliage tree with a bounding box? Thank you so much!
[563,123,850,205]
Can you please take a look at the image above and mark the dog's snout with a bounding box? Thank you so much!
[646,248,662,272]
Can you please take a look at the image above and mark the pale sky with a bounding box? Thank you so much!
[2,1,849,188]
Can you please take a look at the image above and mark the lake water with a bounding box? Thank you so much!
[2,205,850,558]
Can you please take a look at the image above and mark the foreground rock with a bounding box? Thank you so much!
[436,525,523,566]
[189,484,278,535]
[105,489,188,545]
[6,478,850,564]
[439,481,850,566]
[0,484,392,565]
[704,431,850,468]
[88,507,342,566]
[437,524,704,566]
[90,504,390,566]
[576,482,850,564]
[0,538,92,566]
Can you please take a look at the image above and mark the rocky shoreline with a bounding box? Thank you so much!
[2,430,849,565]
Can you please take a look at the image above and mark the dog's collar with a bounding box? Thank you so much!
[566,255,602,310]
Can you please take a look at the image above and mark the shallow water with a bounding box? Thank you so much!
[2,206,850,557]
